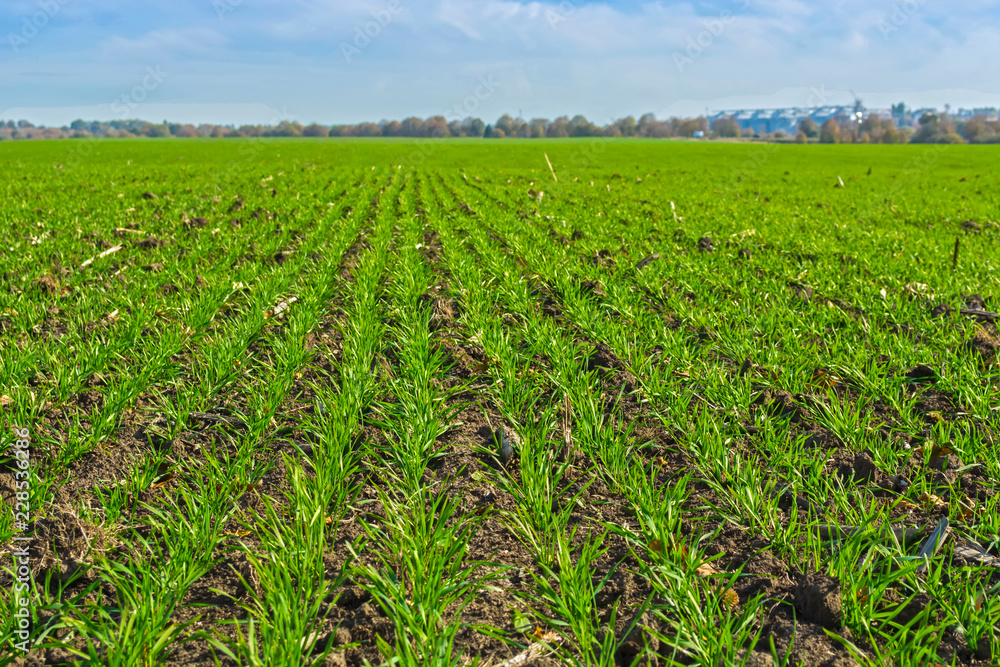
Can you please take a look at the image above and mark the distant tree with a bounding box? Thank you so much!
[149,124,171,138]
[381,120,402,136]
[961,116,997,143]
[859,115,881,141]
[425,116,450,138]
[566,114,596,137]
[174,124,199,138]
[638,113,670,138]
[911,113,963,144]
[856,115,905,144]
[400,117,425,136]
[489,127,506,139]
[529,118,548,138]
[547,116,570,138]
[798,118,819,139]
[355,122,383,137]
[819,119,840,144]
[712,115,740,138]
[882,125,906,144]
[642,120,671,138]
[266,121,301,137]
[795,131,808,144]
[677,118,703,137]
[468,118,485,137]
[616,116,637,137]
[495,114,516,137]
[303,123,329,137]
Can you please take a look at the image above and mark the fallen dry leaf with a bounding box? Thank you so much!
[695,562,722,577]
[150,472,175,489]
[918,492,947,511]
[956,499,981,521]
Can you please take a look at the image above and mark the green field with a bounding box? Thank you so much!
[2,138,1000,666]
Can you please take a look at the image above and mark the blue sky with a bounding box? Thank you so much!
[2,0,999,126]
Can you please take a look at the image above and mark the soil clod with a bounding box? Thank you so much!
[795,573,843,631]
[905,364,937,385]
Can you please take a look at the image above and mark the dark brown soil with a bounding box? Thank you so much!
[5,191,999,667]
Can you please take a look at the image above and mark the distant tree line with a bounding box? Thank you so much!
[715,110,999,144]
[0,114,709,141]
[804,112,985,144]
[1,111,997,143]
